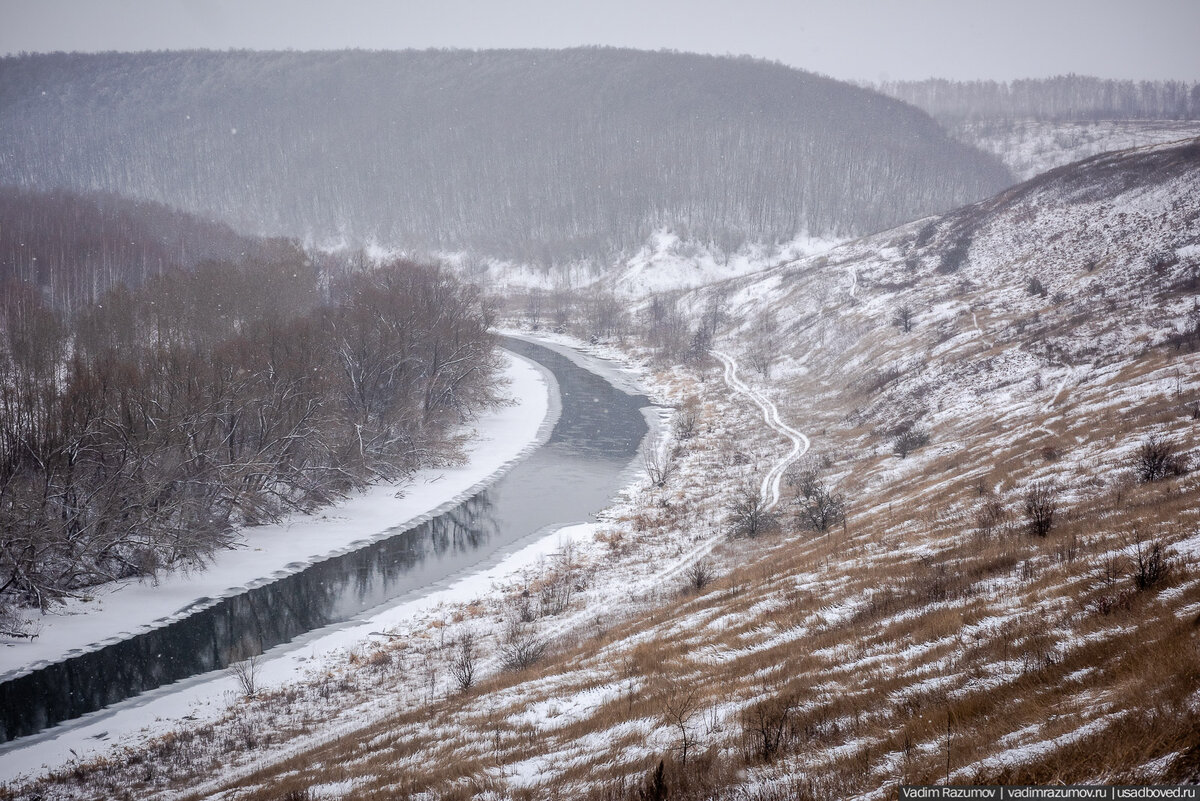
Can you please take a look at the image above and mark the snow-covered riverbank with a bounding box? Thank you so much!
[0,349,557,777]
[0,350,554,681]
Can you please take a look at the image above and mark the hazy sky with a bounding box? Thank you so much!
[2,0,1198,82]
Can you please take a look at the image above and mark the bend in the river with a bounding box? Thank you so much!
[0,337,652,743]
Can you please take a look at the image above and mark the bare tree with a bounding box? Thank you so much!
[745,310,780,380]
[659,681,701,766]
[892,304,915,333]
[892,424,931,458]
[228,653,263,698]
[448,632,477,692]
[643,445,677,488]
[726,481,777,538]
[523,288,544,329]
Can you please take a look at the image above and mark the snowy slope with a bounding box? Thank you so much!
[7,140,1200,801]
[952,119,1200,180]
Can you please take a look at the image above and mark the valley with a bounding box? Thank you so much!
[0,45,1197,801]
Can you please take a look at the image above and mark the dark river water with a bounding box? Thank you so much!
[0,337,651,743]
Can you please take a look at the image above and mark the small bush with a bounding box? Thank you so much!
[673,404,698,441]
[892,425,931,459]
[938,237,971,274]
[1023,482,1058,538]
[644,446,677,488]
[1132,539,1175,591]
[499,622,549,672]
[725,481,778,539]
[790,469,846,533]
[1134,435,1189,482]
[449,632,477,692]
[637,760,669,801]
[1093,589,1135,616]
[280,788,313,801]
[228,654,262,698]
[975,498,1008,538]
[1026,276,1048,297]
[740,692,798,763]
[684,559,716,592]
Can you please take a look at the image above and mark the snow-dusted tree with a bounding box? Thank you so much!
[745,310,780,380]
[726,480,777,538]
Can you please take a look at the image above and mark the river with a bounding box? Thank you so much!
[0,336,652,743]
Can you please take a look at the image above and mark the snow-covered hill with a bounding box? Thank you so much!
[951,119,1200,180]
[8,140,1198,801]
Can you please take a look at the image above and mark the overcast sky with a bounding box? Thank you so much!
[2,0,1198,83]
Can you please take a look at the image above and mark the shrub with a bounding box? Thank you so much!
[1023,482,1058,538]
[740,692,798,763]
[673,403,698,441]
[725,481,778,539]
[227,654,262,698]
[684,559,716,592]
[938,237,971,273]
[892,424,931,458]
[1134,435,1189,482]
[537,569,575,616]
[449,632,477,692]
[499,621,549,672]
[975,498,1008,538]
[790,469,846,533]
[644,446,677,488]
[1132,539,1175,591]
[637,760,669,801]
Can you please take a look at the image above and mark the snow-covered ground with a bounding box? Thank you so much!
[0,350,552,682]
[367,229,843,297]
[0,519,606,782]
[9,140,1200,800]
[0,334,677,786]
[0,326,792,797]
[953,119,1200,180]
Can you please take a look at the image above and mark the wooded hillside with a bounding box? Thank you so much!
[0,49,1011,267]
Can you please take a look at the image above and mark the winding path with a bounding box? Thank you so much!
[712,350,810,511]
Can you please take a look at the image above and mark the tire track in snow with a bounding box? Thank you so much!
[712,350,810,511]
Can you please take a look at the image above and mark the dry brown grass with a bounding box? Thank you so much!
[7,296,1199,801]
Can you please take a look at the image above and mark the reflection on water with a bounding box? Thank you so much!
[0,338,650,742]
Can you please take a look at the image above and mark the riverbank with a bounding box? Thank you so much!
[0,335,666,786]
[0,329,789,800]
[0,349,553,681]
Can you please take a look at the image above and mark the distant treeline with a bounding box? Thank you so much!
[0,186,296,310]
[0,48,1011,267]
[0,248,501,615]
[876,75,1200,123]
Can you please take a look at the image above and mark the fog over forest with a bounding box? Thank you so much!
[0,48,1011,267]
